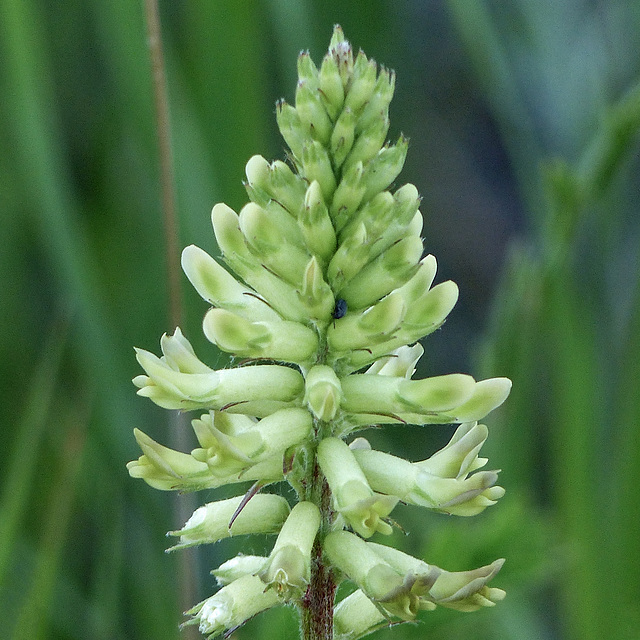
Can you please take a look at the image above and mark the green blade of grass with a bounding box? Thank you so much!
[11,411,87,640]
[0,314,69,585]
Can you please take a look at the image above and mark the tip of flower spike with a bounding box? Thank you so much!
[330,24,346,47]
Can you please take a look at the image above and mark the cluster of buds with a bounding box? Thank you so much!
[128,26,510,640]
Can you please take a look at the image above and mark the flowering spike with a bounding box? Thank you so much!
[129,25,510,640]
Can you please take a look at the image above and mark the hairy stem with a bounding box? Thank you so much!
[300,461,336,640]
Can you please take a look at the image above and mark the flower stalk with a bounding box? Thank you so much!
[129,25,510,640]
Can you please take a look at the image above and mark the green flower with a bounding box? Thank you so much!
[351,421,505,516]
[259,501,321,599]
[325,531,505,622]
[190,407,311,477]
[134,328,304,416]
[317,437,398,537]
[186,574,280,638]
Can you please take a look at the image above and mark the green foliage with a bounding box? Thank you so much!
[1,1,639,639]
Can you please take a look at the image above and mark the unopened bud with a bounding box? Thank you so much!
[361,136,409,203]
[296,79,332,146]
[304,365,343,421]
[302,140,337,201]
[168,493,290,550]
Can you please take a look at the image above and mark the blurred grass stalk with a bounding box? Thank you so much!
[142,0,200,633]
[449,2,640,638]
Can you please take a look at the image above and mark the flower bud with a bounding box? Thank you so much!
[189,408,312,477]
[203,307,318,364]
[361,136,409,203]
[326,222,371,292]
[328,25,353,90]
[356,68,395,134]
[239,200,306,255]
[318,52,345,120]
[328,292,406,353]
[330,161,366,231]
[299,180,337,264]
[302,140,337,201]
[317,437,397,537]
[181,245,281,322]
[339,184,420,249]
[211,203,315,322]
[268,161,308,216]
[188,574,280,637]
[212,555,268,586]
[299,256,336,324]
[168,493,290,550]
[134,330,304,415]
[274,101,308,164]
[297,50,319,86]
[244,155,307,217]
[338,235,423,310]
[238,202,311,286]
[242,153,272,205]
[344,52,377,113]
[344,259,458,371]
[330,106,357,168]
[400,280,460,340]
[296,78,333,146]
[342,113,390,176]
[304,365,343,421]
[333,589,387,640]
[259,501,321,599]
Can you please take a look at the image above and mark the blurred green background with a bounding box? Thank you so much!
[1,1,639,639]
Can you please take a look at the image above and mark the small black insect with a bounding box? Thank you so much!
[332,298,348,320]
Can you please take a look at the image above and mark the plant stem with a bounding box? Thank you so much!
[300,460,336,640]
[142,1,200,634]
[142,0,182,330]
